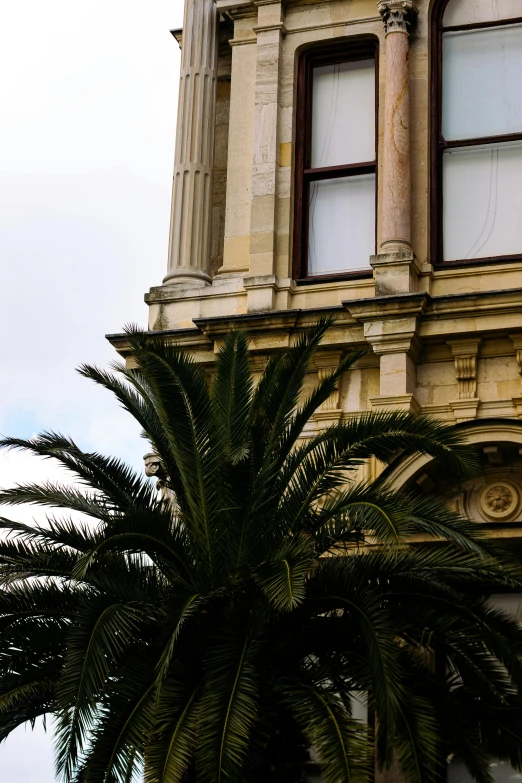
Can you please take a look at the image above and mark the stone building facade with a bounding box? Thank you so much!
[110,2,522,774]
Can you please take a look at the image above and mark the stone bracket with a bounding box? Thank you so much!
[447,338,481,400]
[343,292,429,323]
[314,352,344,412]
[344,292,425,408]
[364,328,421,361]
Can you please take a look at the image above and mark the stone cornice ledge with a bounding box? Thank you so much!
[343,288,522,324]
[216,0,255,12]
[217,0,286,19]
[342,292,429,322]
[427,288,522,319]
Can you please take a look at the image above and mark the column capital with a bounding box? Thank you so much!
[377,1,417,35]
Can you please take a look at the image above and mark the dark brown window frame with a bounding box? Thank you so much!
[430,0,522,268]
[292,38,379,284]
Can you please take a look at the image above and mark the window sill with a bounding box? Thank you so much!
[295,269,373,286]
[433,255,522,270]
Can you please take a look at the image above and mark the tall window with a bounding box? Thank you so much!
[433,0,522,264]
[293,42,377,281]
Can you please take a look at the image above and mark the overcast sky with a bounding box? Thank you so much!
[0,0,184,779]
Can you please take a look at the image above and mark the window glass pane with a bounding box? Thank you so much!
[442,25,522,140]
[443,0,521,27]
[308,174,374,274]
[351,692,368,724]
[311,60,375,168]
[443,141,522,261]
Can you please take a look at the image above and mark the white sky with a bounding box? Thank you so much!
[0,0,184,779]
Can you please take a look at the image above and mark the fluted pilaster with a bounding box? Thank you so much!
[164,0,218,287]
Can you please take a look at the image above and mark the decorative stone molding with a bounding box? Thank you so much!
[370,394,420,414]
[449,398,480,424]
[377,0,417,35]
[447,339,481,400]
[454,355,477,398]
[384,421,522,492]
[216,0,257,16]
[479,481,521,521]
[448,475,522,525]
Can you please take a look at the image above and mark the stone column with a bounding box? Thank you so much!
[164,0,218,288]
[377,0,416,255]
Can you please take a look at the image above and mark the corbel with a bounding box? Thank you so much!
[314,353,344,412]
[447,338,481,422]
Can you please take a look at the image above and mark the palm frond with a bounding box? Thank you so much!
[284,682,370,783]
[197,634,258,783]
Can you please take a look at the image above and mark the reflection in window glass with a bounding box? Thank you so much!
[442,25,522,141]
[443,0,521,27]
[311,60,375,168]
[443,141,522,261]
[308,174,375,275]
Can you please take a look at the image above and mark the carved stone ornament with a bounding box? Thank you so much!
[479,481,521,521]
[377,1,417,35]
[143,453,179,514]
[447,339,481,401]
[143,453,166,480]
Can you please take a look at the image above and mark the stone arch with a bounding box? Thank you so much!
[383,419,522,527]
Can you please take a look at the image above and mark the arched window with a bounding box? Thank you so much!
[432,0,522,265]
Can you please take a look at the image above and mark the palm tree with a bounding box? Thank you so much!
[1,319,522,783]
